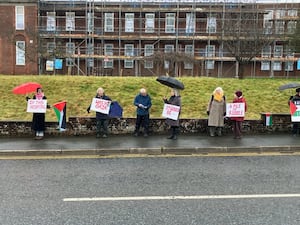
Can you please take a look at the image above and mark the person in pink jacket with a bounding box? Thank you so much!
[231,90,247,139]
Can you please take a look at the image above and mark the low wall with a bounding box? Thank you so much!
[0,113,293,137]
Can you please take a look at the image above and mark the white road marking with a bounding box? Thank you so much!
[63,194,300,202]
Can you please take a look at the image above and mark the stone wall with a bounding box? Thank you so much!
[0,113,292,137]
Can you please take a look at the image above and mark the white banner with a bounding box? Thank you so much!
[90,98,112,114]
[226,103,245,117]
[162,103,180,120]
[27,99,47,113]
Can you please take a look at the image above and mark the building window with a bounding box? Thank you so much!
[144,44,154,69]
[275,21,285,34]
[47,42,56,55]
[164,45,174,69]
[104,44,113,68]
[105,13,114,32]
[145,13,155,33]
[274,45,283,58]
[16,41,25,65]
[207,17,216,33]
[66,42,75,66]
[88,13,94,32]
[262,46,271,58]
[125,13,134,32]
[47,12,56,31]
[285,62,294,71]
[186,13,195,34]
[263,10,273,34]
[275,10,285,19]
[66,12,75,31]
[288,9,297,17]
[165,13,175,33]
[261,61,270,71]
[184,45,194,69]
[205,60,214,70]
[287,21,296,34]
[273,61,282,71]
[15,6,24,30]
[206,45,215,57]
[124,44,134,68]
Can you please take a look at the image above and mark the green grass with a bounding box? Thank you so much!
[0,75,296,121]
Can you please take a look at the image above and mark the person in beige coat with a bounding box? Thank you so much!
[207,87,226,137]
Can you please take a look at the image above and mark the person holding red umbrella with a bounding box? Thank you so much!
[26,88,50,140]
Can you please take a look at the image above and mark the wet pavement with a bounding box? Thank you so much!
[0,133,300,156]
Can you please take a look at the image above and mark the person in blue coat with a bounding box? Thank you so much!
[133,88,152,137]
[87,87,112,138]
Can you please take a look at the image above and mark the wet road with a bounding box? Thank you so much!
[0,155,299,225]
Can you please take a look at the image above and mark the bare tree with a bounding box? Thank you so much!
[143,51,195,77]
[217,5,273,78]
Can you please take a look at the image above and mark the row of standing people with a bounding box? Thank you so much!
[26,86,247,140]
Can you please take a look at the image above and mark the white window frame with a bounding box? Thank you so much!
[144,44,154,69]
[287,21,296,34]
[66,12,75,31]
[184,45,194,69]
[274,45,283,58]
[125,13,134,32]
[47,12,56,31]
[261,61,270,71]
[47,42,56,54]
[207,17,216,33]
[105,13,114,32]
[275,10,285,19]
[124,44,134,68]
[165,13,175,33]
[186,13,195,34]
[285,62,294,71]
[262,45,271,58]
[164,45,174,69]
[275,21,285,34]
[145,13,155,33]
[206,45,215,57]
[16,41,25,66]
[273,61,282,71]
[15,6,24,30]
[288,9,297,17]
[104,44,114,68]
[205,60,214,70]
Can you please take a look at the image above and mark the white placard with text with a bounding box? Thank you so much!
[90,98,112,114]
[162,103,180,120]
[27,99,47,113]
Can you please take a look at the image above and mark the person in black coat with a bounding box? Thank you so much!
[163,88,181,140]
[289,88,300,136]
[87,87,112,138]
[26,88,49,140]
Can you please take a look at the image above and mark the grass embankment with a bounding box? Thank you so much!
[0,75,295,121]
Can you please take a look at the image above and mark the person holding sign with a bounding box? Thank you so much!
[133,88,152,137]
[289,88,300,136]
[163,88,181,140]
[207,87,226,137]
[26,88,50,140]
[87,87,112,138]
[230,91,247,139]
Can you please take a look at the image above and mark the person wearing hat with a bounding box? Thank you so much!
[289,88,300,136]
[231,90,247,139]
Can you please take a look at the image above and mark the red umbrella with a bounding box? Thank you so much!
[12,82,42,95]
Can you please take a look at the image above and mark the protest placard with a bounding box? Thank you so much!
[27,99,47,113]
[226,103,245,117]
[90,98,111,114]
[162,103,180,120]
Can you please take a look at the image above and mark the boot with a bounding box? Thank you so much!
[209,127,215,137]
[217,127,222,136]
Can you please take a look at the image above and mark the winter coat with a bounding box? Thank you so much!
[231,97,247,122]
[27,94,48,131]
[87,94,112,120]
[134,94,152,116]
[207,95,226,127]
[164,95,181,127]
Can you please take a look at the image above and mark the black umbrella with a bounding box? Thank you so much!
[156,76,185,90]
[278,82,300,91]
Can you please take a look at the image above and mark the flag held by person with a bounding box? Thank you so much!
[53,101,67,131]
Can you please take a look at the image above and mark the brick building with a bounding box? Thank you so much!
[1,0,300,77]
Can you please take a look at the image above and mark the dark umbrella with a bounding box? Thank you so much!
[278,82,300,91]
[156,76,184,90]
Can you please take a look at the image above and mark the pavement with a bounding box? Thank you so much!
[1,133,300,157]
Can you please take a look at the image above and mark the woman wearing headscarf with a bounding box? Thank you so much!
[207,87,226,137]
[26,87,49,140]
[163,88,181,140]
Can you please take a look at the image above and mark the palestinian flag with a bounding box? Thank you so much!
[265,112,272,126]
[53,101,67,131]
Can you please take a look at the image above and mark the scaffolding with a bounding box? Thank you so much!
[37,0,300,77]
